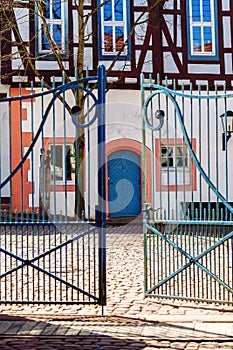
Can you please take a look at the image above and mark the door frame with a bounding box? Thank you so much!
[106,138,152,217]
[108,150,141,217]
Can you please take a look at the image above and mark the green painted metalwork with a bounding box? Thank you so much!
[141,76,233,304]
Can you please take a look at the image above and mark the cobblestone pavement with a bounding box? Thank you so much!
[0,219,232,349]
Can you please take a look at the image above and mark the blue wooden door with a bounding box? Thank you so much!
[108,151,141,217]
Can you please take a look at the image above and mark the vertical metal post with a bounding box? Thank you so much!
[19,84,24,220]
[86,67,91,221]
[141,73,148,294]
[96,65,106,306]
[30,81,35,221]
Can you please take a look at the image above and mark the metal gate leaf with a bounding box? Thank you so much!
[0,66,106,306]
[141,76,233,304]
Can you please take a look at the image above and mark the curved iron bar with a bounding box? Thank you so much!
[143,87,233,214]
[143,90,166,131]
[143,83,233,100]
[0,76,98,103]
[71,104,99,128]
[0,83,98,190]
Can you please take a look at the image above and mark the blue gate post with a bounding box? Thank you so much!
[140,73,148,296]
[96,65,107,306]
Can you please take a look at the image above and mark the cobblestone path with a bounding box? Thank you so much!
[0,220,232,349]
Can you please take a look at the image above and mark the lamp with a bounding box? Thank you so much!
[219,110,233,151]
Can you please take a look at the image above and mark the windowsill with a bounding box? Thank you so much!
[99,53,131,61]
[188,54,219,62]
[36,52,68,60]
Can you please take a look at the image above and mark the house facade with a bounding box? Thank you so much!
[0,0,233,220]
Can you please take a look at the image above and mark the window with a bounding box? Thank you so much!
[99,0,131,59]
[36,0,68,55]
[50,144,75,182]
[186,0,218,60]
[161,146,188,168]
[155,139,197,191]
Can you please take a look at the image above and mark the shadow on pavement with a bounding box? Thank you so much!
[0,315,232,349]
[0,315,148,350]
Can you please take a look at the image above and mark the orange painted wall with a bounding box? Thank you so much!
[11,88,35,213]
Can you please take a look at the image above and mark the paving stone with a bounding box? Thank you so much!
[0,321,13,334]
[0,227,232,349]
[3,321,26,335]
[14,320,38,334]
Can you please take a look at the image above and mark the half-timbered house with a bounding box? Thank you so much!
[0,0,233,220]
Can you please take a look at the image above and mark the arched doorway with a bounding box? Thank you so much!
[108,151,141,217]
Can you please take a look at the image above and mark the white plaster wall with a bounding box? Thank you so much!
[188,64,221,74]
[134,12,148,45]
[14,8,29,42]
[163,52,180,74]
[35,61,69,71]
[73,9,93,44]
[221,0,230,11]
[20,88,79,216]
[133,0,147,6]
[224,54,233,74]
[147,89,233,217]
[99,60,131,71]
[3,85,233,220]
[223,17,231,48]
[85,89,145,219]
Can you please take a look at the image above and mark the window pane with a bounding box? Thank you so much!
[160,144,191,187]
[65,145,75,181]
[114,0,123,21]
[115,26,124,51]
[45,0,50,19]
[41,24,62,50]
[100,0,129,57]
[104,27,113,52]
[203,27,212,52]
[176,146,188,167]
[52,0,61,19]
[51,145,75,182]
[202,0,211,21]
[176,156,184,166]
[42,24,50,50]
[161,146,167,167]
[192,0,200,22]
[53,24,62,47]
[161,146,189,168]
[193,26,201,52]
[38,0,66,54]
[51,145,63,181]
[104,0,112,21]
[161,147,173,167]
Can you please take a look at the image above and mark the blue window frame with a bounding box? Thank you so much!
[186,0,218,60]
[98,0,131,60]
[35,0,68,56]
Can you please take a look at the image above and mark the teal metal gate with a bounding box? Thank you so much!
[141,75,233,304]
[0,66,106,305]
